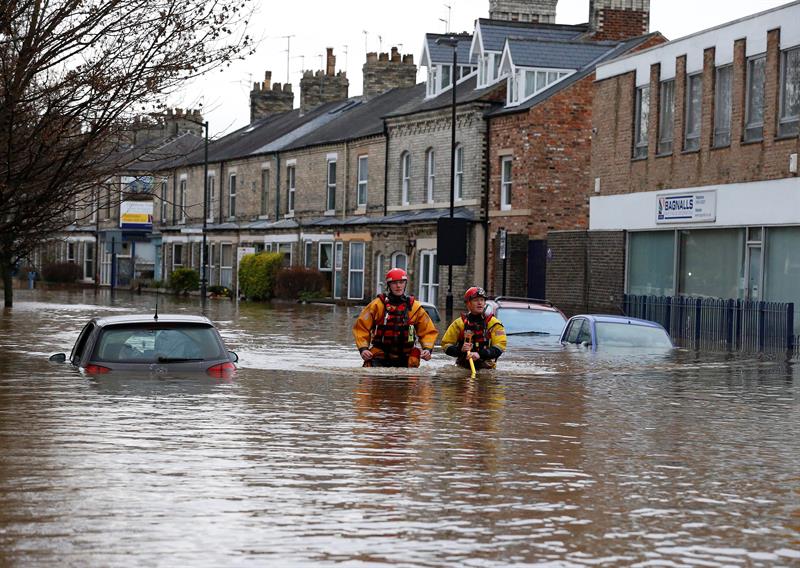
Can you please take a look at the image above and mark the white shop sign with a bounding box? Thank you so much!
[656,190,716,224]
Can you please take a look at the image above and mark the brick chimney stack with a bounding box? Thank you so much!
[589,0,650,41]
[250,70,294,122]
[362,47,417,99]
[489,0,558,23]
[300,47,349,114]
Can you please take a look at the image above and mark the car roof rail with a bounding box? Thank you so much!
[493,296,554,307]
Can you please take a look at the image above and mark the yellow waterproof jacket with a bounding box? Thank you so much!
[353,295,439,355]
[441,314,507,369]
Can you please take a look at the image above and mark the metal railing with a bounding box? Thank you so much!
[623,295,796,354]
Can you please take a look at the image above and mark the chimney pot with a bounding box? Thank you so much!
[326,47,336,76]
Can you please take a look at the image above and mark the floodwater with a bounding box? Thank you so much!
[1,289,798,567]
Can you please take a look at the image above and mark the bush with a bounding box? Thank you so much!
[41,261,82,283]
[275,267,328,300]
[238,252,283,300]
[209,285,231,298]
[167,267,200,295]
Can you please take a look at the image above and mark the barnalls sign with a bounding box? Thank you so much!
[656,190,716,224]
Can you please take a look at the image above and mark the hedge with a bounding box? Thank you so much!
[238,252,283,300]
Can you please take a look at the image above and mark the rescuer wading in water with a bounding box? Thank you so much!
[353,268,439,368]
[441,287,507,370]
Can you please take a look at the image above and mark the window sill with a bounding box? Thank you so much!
[500,205,512,212]
[257,215,270,220]
[323,210,336,216]
[655,152,673,159]
[741,138,764,146]
[775,133,800,142]
[355,207,366,215]
[710,144,731,151]
[681,148,700,155]
[284,213,295,219]
[631,155,648,162]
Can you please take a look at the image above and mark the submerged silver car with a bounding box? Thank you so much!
[49,314,238,377]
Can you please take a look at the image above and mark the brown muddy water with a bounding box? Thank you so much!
[0,289,798,567]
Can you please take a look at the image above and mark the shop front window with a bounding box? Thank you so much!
[627,232,675,296]
[679,228,745,299]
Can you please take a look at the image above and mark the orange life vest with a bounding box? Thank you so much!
[372,294,416,357]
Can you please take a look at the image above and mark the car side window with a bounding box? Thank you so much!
[576,320,592,344]
[565,319,584,343]
[70,323,95,365]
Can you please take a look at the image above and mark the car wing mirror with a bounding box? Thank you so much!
[228,351,239,363]
[49,353,67,364]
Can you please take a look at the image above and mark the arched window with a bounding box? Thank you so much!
[426,148,435,203]
[400,151,410,205]
[391,251,407,271]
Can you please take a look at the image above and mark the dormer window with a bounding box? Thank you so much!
[426,63,476,98]
[506,67,572,106]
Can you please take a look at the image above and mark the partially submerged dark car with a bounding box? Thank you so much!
[49,314,238,377]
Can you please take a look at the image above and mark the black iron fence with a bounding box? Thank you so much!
[623,295,797,354]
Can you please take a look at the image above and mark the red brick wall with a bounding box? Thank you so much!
[486,73,596,294]
[593,9,649,42]
[593,29,800,196]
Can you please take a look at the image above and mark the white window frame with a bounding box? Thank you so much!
[347,241,365,300]
[83,242,94,280]
[318,241,333,272]
[375,253,384,296]
[287,165,296,215]
[89,188,98,223]
[172,243,184,268]
[207,173,216,222]
[454,144,464,200]
[418,250,439,304]
[260,168,270,217]
[357,155,368,207]
[228,173,237,218]
[326,159,336,212]
[500,156,512,211]
[160,180,168,222]
[66,242,76,263]
[426,148,435,203]
[304,241,313,268]
[179,176,187,223]
[401,152,410,205]
[507,68,521,105]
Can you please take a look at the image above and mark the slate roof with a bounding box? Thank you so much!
[424,33,477,66]
[505,37,619,70]
[125,132,205,172]
[490,33,658,116]
[476,18,588,53]
[283,83,426,150]
[384,75,502,119]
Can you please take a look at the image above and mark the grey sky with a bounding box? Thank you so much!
[173,0,792,137]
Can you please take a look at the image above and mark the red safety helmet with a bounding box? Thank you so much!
[464,286,487,302]
[385,268,408,283]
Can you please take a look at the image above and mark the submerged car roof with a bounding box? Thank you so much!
[91,314,214,327]
[578,314,665,327]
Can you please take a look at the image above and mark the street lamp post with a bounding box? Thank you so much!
[200,121,209,312]
[436,36,459,324]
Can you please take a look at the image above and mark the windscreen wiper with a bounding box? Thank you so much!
[157,357,205,363]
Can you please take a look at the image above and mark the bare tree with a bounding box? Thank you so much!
[0,0,253,306]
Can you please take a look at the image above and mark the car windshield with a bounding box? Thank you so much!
[595,322,672,348]
[92,323,225,363]
[497,307,566,335]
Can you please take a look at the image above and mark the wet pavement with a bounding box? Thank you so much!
[1,289,798,566]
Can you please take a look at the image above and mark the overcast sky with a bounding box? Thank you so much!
[172,0,792,137]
